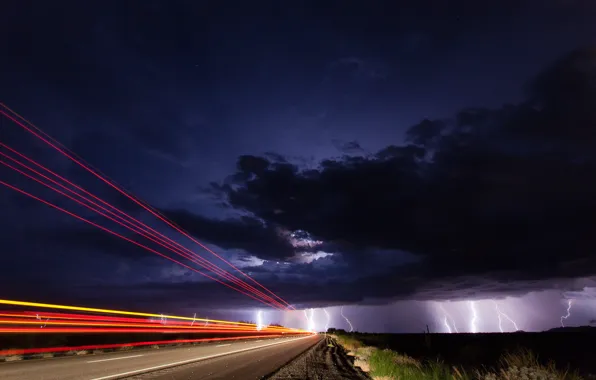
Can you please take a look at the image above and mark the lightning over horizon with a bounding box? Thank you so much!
[469,301,478,333]
[340,306,354,332]
[443,316,452,333]
[560,299,573,327]
[323,308,330,332]
[303,309,315,332]
[493,300,520,332]
[438,304,459,333]
[256,310,264,331]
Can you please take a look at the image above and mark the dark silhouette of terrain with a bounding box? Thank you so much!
[327,329,596,376]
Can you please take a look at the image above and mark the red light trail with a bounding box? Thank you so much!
[0,178,289,309]
[0,327,290,334]
[0,311,286,330]
[0,334,287,357]
[0,299,308,330]
[0,299,311,339]
[0,318,286,331]
[0,144,287,310]
[0,103,294,310]
[0,102,311,355]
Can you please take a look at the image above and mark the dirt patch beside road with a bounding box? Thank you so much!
[266,335,370,380]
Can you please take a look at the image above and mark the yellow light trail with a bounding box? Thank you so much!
[0,319,294,332]
[0,299,308,332]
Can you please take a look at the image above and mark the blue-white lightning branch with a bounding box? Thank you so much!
[469,301,478,333]
[438,304,459,333]
[323,308,330,333]
[36,313,49,328]
[340,306,354,332]
[256,310,265,331]
[492,300,519,332]
[303,309,315,331]
[560,299,573,327]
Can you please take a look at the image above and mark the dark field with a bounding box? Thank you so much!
[330,329,596,376]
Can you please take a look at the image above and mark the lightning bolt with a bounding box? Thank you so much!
[493,300,519,332]
[493,301,503,332]
[469,301,478,333]
[340,306,354,332]
[438,304,459,333]
[323,308,330,332]
[256,310,264,331]
[303,309,315,331]
[36,313,49,329]
[501,313,519,331]
[443,316,452,333]
[560,299,573,327]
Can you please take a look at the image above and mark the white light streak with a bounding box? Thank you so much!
[493,301,504,332]
[469,301,478,333]
[500,310,519,331]
[438,304,459,333]
[443,316,452,333]
[340,306,354,332]
[256,310,264,331]
[493,300,519,332]
[560,299,573,327]
[36,313,49,328]
[303,309,315,332]
[323,309,330,332]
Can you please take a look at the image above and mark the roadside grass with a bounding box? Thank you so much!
[331,333,583,380]
[331,334,363,351]
[368,348,471,380]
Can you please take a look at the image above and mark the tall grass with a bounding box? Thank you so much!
[331,333,583,380]
[368,349,471,380]
[332,334,363,351]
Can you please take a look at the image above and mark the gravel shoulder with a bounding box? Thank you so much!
[266,335,370,380]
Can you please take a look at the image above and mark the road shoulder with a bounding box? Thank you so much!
[266,335,370,380]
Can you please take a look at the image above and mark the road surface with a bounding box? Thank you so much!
[0,334,320,380]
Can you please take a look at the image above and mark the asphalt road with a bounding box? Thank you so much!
[0,334,321,380]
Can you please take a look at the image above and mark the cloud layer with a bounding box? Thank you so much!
[166,48,596,303]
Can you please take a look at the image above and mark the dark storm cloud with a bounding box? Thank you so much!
[203,48,596,301]
[160,210,295,260]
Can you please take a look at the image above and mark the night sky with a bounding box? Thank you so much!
[2,0,596,333]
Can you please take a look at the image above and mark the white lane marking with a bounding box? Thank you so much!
[87,354,144,363]
[89,335,315,380]
[255,340,262,342]
[215,344,231,347]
